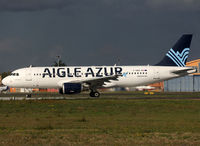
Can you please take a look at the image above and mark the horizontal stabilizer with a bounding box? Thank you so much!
[171,68,197,75]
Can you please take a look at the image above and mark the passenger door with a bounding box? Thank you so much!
[25,68,32,81]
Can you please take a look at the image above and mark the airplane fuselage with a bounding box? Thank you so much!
[3,66,192,89]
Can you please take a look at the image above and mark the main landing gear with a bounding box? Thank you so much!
[26,94,32,98]
[89,90,100,97]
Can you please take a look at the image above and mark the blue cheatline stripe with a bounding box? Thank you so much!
[183,56,188,64]
[170,50,189,64]
[167,51,184,66]
[182,52,189,63]
[178,48,190,56]
[177,49,190,58]
[166,53,181,67]
[180,51,189,59]
[169,49,186,65]
[170,48,190,64]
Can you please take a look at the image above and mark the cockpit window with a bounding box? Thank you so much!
[11,73,19,76]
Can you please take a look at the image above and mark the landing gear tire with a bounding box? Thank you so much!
[90,91,100,97]
[26,94,32,98]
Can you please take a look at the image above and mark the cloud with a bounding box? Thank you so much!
[146,0,200,11]
[0,0,199,13]
[0,38,26,52]
[48,45,64,59]
[0,0,73,12]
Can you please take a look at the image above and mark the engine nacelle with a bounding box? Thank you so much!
[59,83,82,94]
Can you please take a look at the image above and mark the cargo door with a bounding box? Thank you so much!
[153,68,160,80]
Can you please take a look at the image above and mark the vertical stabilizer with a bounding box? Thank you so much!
[156,34,193,67]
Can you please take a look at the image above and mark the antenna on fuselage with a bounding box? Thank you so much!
[114,58,121,66]
[117,58,121,66]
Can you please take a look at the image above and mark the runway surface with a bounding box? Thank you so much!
[0,96,200,100]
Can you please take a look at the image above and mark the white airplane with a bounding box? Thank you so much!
[2,34,196,97]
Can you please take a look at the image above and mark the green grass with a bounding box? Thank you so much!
[0,97,200,145]
[1,91,200,98]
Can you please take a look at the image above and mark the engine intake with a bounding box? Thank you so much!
[59,83,82,94]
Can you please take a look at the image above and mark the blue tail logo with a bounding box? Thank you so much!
[166,48,190,67]
[155,34,192,67]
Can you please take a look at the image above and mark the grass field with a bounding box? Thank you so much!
[0,93,200,145]
[2,91,200,98]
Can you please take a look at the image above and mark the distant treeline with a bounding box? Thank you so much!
[0,72,11,79]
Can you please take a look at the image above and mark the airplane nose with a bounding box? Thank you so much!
[2,77,9,86]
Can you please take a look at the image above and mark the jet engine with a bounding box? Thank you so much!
[59,83,82,94]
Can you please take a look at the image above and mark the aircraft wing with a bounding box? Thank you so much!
[62,75,121,88]
[82,75,120,88]
[171,68,196,75]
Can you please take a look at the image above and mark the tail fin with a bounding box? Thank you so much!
[156,34,193,67]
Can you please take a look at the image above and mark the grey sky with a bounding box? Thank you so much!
[0,0,200,72]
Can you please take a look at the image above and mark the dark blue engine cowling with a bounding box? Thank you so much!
[60,83,82,94]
